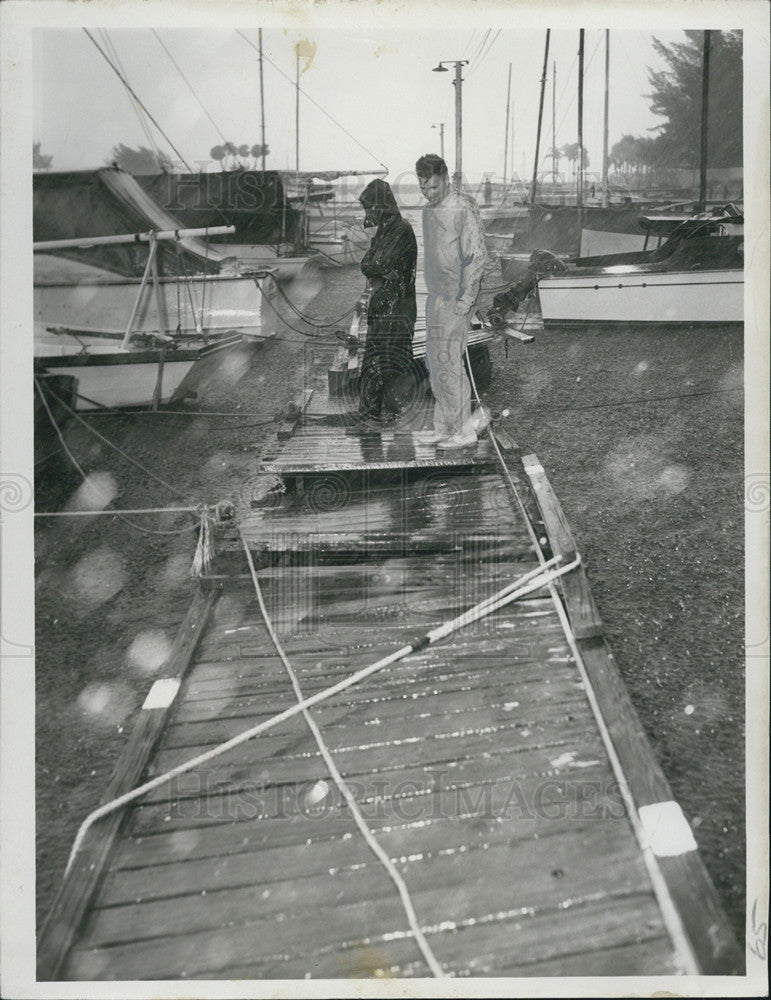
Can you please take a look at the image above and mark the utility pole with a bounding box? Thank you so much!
[432,60,469,191]
[432,122,445,160]
[259,28,266,172]
[453,60,463,190]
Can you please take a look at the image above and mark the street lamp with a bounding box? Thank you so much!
[431,122,445,161]
[432,60,468,190]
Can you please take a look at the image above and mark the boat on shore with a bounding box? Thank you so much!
[532,205,743,327]
[34,226,277,410]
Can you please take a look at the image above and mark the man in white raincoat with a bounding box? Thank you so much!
[416,154,487,449]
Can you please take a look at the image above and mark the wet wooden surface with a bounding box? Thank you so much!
[262,430,502,474]
[40,360,739,978]
[53,442,691,979]
[62,563,683,980]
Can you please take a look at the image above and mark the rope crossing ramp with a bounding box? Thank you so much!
[38,378,742,980]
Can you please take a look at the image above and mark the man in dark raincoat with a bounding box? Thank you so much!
[357,178,418,422]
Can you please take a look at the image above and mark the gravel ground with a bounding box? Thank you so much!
[35,261,745,949]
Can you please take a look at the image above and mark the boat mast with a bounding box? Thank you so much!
[503,62,512,187]
[295,44,300,173]
[577,29,584,209]
[601,30,609,208]
[529,29,551,204]
[552,60,557,183]
[698,29,711,212]
[259,28,266,172]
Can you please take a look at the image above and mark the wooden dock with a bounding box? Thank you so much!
[38,353,741,981]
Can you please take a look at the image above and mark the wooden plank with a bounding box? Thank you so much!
[104,792,631,900]
[276,387,314,439]
[521,453,605,640]
[163,678,586,747]
[575,638,744,973]
[79,826,650,949]
[223,894,671,979]
[132,714,602,808]
[519,456,741,971]
[261,430,500,474]
[126,724,608,836]
[109,754,625,871]
[178,641,569,698]
[36,584,217,980]
[65,886,663,980]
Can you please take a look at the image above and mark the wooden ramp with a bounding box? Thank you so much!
[38,416,741,980]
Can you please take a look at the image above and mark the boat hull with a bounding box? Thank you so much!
[34,266,271,339]
[538,268,743,326]
[35,352,197,410]
[35,335,243,410]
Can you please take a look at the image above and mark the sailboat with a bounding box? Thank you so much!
[33,168,279,410]
[533,203,743,326]
[492,31,696,273]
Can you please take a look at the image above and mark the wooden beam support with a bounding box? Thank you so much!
[521,453,742,974]
[522,453,604,639]
[37,585,217,980]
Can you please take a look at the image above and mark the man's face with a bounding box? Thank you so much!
[419,173,450,207]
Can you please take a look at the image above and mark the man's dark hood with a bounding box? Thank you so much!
[359,178,400,224]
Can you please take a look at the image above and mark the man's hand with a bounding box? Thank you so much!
[452,300,469,317]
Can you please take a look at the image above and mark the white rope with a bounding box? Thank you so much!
[63,550,574,879]
[238,536,447,977]
[35,506,198,517]
[464,348,700,974]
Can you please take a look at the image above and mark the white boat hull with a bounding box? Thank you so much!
[39,356,197,410]
[538,268,743,325]
[34,332,245,410]
[34,263,273,339]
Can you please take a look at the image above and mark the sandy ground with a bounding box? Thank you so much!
[34,260,745,949]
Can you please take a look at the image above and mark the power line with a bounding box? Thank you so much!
[151,29,230,146]
[83,28,193,170]
[467,30,491,73]
[100,30,162,161]
[467,29,502,79]
[236,29,388,171]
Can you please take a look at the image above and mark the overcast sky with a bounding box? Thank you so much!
[33,25,685,184]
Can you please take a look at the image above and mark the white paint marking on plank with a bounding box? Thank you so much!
[142,678,181,711]
[522,460,544,475]
[638,801,698,857]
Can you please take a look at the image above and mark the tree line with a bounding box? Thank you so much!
[33,31,740,180]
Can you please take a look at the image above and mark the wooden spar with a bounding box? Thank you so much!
[698,30,711,212]
[120,238,158,350]
[34,226,235,252]
[503,63,512,187]
[601,30,610,209]
[528,29,550,204]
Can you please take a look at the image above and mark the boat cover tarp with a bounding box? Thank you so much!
[34,168,231,277]
[135,170,301,245]
[509,204,650,256]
